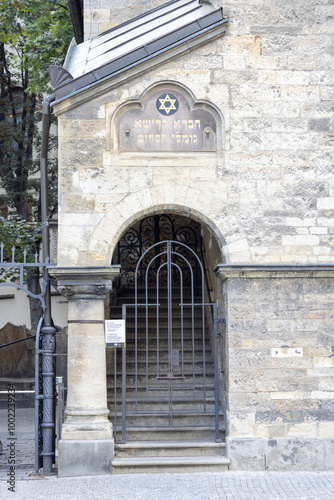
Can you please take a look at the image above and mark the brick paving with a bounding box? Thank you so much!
[1,408,334,499]
[0,407,35,474]
[0,471,334,500]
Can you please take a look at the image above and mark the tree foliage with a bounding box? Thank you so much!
[0,0,73,219]
[0,214,42,282]
[0,1,73,328]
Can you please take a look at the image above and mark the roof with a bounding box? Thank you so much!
[50,0,228,103]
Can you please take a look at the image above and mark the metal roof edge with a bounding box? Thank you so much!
[52,14,228,103]
[63,37,77,70]
[90,3,203,61]
[51,21,228,113]
[95,0,189,39]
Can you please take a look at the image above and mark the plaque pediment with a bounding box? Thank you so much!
[117,87,218,153]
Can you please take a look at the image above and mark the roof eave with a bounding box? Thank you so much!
[52,15,229,105]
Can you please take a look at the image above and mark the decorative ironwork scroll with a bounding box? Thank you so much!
[115,214,202,288]
[0,242,56,310]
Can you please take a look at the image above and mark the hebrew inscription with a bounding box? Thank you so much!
[118,89,217,152]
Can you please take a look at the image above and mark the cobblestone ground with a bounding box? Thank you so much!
[1,408,334,499]
[0,407,35,477]
[0,471,334,500]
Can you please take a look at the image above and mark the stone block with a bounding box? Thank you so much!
[323,439,334,470]
[266,437,326,471]
[227,436,334,471]
[309,118,331,132]
[58,439,114,477]
[319,422,334,437]
[226,437,266,470]
[313,357,334,368]
[281,85,320,101]
[282,235,320,246]
[229,412,256,437]
[262,35,298,55]
[286,422,318,437]
[222,35,262,55]
[317,197,334,210]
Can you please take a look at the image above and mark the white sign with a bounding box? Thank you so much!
[105,319,126,347]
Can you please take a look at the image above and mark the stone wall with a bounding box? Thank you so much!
[84,0,172,39]
[57,0,334,268]
[55,0,334,471]
[225,275,334,470]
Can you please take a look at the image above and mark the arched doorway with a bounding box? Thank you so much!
[108,213,225,448]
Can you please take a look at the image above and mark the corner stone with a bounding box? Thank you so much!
[58,439,114,477]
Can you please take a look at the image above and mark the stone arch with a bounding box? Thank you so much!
[91,203,228,266]
[114,204,225,253]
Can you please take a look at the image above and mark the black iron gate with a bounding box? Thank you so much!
[113,240,220,442]
[116,214,202,288]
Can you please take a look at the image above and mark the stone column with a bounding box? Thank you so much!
[49,266,119,477]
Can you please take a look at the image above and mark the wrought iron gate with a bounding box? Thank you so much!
[116,214,202,288]
[113,239,220,442]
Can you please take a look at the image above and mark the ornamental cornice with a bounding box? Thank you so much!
[48,266,120,300]
[215,264,334,281]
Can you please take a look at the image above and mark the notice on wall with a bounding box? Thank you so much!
[105,319,126,347]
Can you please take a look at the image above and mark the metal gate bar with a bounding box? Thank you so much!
[112,240,221,443]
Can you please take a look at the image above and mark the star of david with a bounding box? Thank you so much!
[158,94,177,114]
[156,93,179,116]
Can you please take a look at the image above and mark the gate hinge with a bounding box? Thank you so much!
[215,318,225,324]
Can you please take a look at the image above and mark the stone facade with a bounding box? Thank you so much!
[53,0,334,472]
[217,270,334,470]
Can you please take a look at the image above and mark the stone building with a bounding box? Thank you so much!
[49,0,334,476]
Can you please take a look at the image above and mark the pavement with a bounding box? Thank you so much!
[1,408,334,499]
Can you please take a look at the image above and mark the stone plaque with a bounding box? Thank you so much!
[118,89,216,152]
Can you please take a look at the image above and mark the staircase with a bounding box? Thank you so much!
[107,287,229,473]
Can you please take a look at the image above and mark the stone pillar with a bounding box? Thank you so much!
[49,266,119,477]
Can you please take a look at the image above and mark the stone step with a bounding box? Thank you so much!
[122,320,206,328]
[109,371,214,384]
[114,290,202,298]
[114,440,226,458]
[111,455,230,473]
[110,306,204,316]
[110,353,212,364]
[114,425,224,441]
[115,411,222,427]
[107,386,215,398]
[122,337,211,348]
[112,369,215,378]
[108,398,217,412]
[117,360,214,371]
[115,346,212,354]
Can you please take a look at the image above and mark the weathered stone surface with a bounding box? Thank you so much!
[227,437,334,471]
[226,437,266,470]
[226,277,334,442]
[58,439,113,477]
[52,0,334,474]
[266,437,326,471]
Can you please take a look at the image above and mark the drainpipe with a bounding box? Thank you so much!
[40,93,57,474]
